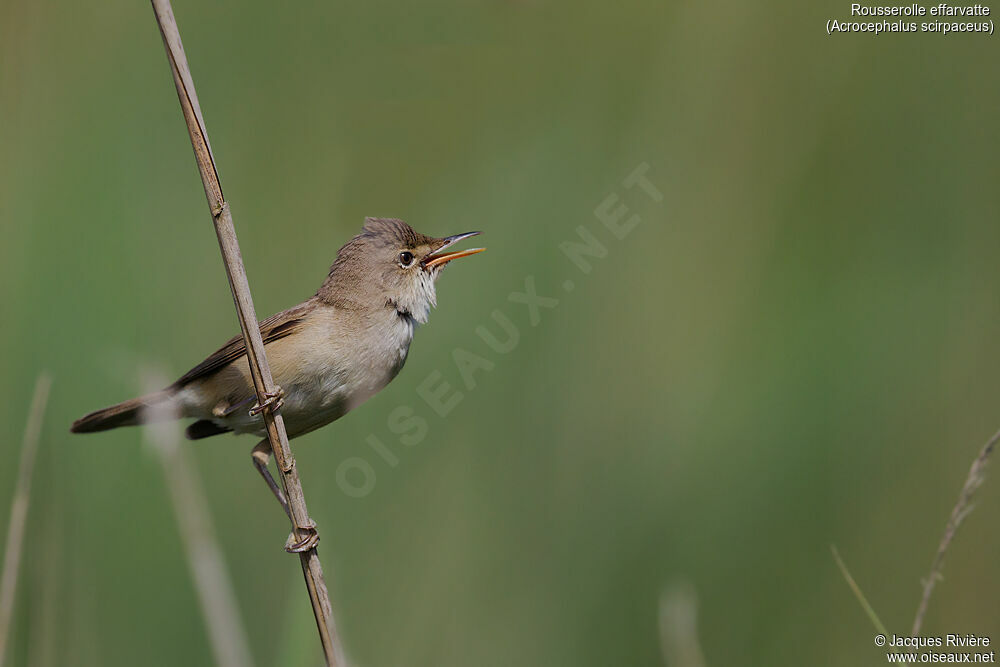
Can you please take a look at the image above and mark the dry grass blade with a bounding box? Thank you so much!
[0,374,52,667]
[149,1,345,663]
[151,438,257,667]
[27,501,61,667]
[911,426,1000,635]
[831,545,887,636]
[145,374,256,667]
[659,582,707,667]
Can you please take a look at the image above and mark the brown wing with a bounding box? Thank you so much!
[171,300,314,389]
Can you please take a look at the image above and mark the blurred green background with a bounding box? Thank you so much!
[2,1,999,665]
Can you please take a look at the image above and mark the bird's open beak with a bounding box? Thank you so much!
[424,231,485,269]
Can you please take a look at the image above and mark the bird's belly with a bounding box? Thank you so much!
[222,367,395,438]
[220,374,350,438]
[201,315,413,439]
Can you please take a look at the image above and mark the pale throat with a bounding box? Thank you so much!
[392,270,438,325]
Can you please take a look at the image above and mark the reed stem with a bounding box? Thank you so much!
[148,3,346,662]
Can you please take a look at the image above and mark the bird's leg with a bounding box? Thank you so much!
[251,439,320,553]
[214,395,256,418]
[251,440,291,520]
[249,385,285,416]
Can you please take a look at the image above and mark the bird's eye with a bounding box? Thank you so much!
[398,251,414,267]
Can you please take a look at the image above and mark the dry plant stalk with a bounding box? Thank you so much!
[0,374,52,667]
[152,437,257,667]
[912,426,1000,635]
[149,2,345,664]
[659,582,707,667]
[145,373,256,667]
[27,501,61,667]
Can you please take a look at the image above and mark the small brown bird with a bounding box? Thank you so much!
[72,218,483,547]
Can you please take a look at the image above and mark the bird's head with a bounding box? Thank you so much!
[323,218,484,323]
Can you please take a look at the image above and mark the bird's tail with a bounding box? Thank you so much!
[70,390,177,434]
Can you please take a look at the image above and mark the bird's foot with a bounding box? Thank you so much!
[285,519,319,553]
[249,386,285,416]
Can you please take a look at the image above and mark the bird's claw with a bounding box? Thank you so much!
[250,386,285,416]
[284,520,319,553]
